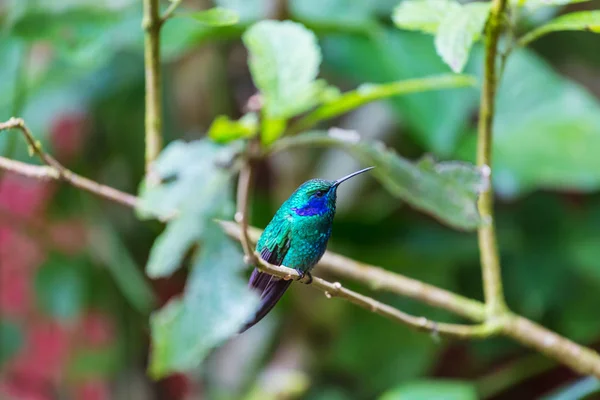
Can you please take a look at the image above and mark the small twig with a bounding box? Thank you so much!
[476,0,509,318]
[0,118,138,208]
[161,0,184,23]
[251,250,499,339]
[235,160,257,265]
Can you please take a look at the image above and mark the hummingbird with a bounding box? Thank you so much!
[240,166,374,332]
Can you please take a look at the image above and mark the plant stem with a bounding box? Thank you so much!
[143,0,163,178]
[476,0,509,318]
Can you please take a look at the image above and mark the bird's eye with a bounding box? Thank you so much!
[315,190,324,197]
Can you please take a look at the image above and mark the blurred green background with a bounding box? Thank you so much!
[1,0,600,399]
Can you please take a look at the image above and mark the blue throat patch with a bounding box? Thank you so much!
[292,196,330,216]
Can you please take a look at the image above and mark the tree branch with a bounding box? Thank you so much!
[476,0,509,317]
[232,160,495,339]
[219,221,486,322]
[252,253,500,339]
[3,116,600,377]
[143,0,163,178]
[0,118,138,208]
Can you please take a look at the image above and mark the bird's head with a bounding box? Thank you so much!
[288,167,374,217]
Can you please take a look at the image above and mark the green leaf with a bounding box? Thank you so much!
[35,256,87,321]
[149,229,259,378]
[379,380,478,400]
[321,30,479,156]
[183,7,239,26]
[293,74,476,132]
[459,49,600,196]
[392,0,460,34]
[519,10,600,46]
[137,139,238,278]
[243,20,327,143]
[208,113,258,143]
[274,132,488,230]
[434,2,491,72]
[0,321,23,366]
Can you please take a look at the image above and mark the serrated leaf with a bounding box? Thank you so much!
[519,10,600,46]
[294,74,475,132]
[275,132,487,230]
[392,0,460,34]
[243,20,326,143]
[379,380,478,400]
[183,7,239,26]
[434,2,491,73]
[208,113,258,143]
[137,139,238,278]
[149,229,259,378]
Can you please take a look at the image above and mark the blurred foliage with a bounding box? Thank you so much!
[1,0,600,399]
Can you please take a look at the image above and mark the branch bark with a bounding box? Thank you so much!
[476,0,509,317]
[0,118,138,208]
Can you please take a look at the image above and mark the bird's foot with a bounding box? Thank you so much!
[297,270,313,285]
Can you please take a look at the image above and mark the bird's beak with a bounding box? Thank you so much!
[333,166,375,188]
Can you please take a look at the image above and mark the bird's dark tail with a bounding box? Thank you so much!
[239,268,292,333]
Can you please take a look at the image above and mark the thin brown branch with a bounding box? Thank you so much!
[143,0,163,178]
[235,161,257,265]
[0,118,138,208]
[476,0,509,317]
[219,220,486,322]
[251,252,499,339]
[503,314,600,377]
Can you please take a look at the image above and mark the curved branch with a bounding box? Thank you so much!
[251,252,499,339]
[0,118,138,208]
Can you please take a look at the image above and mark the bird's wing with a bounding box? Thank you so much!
[240,215,293,332]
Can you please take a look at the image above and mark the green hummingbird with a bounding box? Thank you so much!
[241,166,374,332]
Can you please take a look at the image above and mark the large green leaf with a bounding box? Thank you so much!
[274,131,488,230]
[519,10,600,46]
[392,0,460,34]
[379,380,478,400]
[242,20,329,143]
[393,0,490,73]
[149,229,259,378]
[434,2,491,73]
[321,29,479,156]
[459,49,600,196]
[137,139,238,278]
